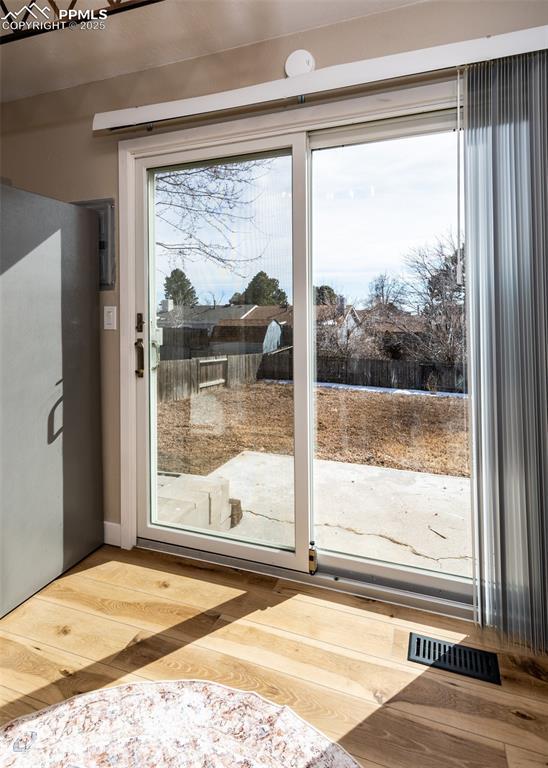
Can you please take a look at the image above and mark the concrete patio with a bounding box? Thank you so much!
[157,451,472,577]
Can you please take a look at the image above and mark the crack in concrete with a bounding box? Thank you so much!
[246,508,293,526]
[241,511,471,566]
[318,522,470,564]
[319,521,442,562]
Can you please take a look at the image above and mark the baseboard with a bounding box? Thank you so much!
[104,521,121,547]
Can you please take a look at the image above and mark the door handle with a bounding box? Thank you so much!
[135,339,144,378]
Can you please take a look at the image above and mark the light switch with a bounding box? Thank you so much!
[103,306,117,330]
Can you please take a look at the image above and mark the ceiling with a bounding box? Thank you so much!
[0,0,424,102]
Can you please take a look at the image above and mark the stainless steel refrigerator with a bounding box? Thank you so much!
[0,184,103,616]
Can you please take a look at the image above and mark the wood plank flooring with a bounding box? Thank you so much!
[1,545,547,767]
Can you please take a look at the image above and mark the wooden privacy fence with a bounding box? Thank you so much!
[323,355,465,393]
[256,350,465,392]
[157,349,466,402]
[158,353,263,402]
[160,327,209,360]
[350,355,463,392]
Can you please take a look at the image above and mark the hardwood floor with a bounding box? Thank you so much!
[1,545,547,767]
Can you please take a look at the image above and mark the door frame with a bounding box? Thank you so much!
[118,76,474,608]
[133,133,311,571]
[119,77,457,550]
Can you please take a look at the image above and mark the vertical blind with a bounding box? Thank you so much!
[465,50,548,652]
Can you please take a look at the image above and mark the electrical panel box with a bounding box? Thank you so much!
[74,198,115,290]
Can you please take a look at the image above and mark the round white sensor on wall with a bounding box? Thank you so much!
[285,50,316,78]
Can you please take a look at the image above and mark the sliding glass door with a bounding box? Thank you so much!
[136,114,472,595]
[310,119,472,581]
[137,136,311,571]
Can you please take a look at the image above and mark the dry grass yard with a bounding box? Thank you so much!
[158,382,469,478]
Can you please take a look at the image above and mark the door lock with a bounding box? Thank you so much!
[308,541,318,575]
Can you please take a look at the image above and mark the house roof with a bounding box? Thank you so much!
[244,305,294,325]
[159,304,256,327]
[160,301,425,334]
[243,304,356,326]
[210,319,280,344]
[315,304,355,324]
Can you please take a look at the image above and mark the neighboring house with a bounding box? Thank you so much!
[355,306,427,359]
[315,304,363,353]
[158,303,256,330]
[209,319,283,355]
[245,303,366,351]
[244,305,293,346]
[244,305,293,326]
[158,301,428,360]
[246,304,362,350]
[158,304,288,358]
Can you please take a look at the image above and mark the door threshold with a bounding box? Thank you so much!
[136,537,475,621]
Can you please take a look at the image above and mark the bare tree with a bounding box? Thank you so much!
[359,272,410,359]
[155,159,270,275]
[402,236,466,364]
[358,236,465,364]
[202,291,228,307]
[367,272,408,311]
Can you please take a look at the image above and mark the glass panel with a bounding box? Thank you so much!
[150,150,295,550]
[311,130,472,577]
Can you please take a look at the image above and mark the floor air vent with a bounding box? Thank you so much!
[407,632,501,684]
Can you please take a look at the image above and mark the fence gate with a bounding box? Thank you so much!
[198,357,228,389]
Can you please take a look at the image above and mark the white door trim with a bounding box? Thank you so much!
[118,143,138,550]
[118,77,457,554]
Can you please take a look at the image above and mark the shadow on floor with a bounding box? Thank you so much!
[0,547,291,720]
[1,547,548,767]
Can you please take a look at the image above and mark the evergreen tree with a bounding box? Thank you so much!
[164,268,198,306]
[230,271,288,306]
[313,284,338,305]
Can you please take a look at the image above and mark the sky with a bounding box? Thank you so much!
[153,130,458,307]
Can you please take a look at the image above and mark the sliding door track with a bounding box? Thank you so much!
[136,537,474,621]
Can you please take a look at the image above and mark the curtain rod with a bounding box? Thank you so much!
[93,25,547,133]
